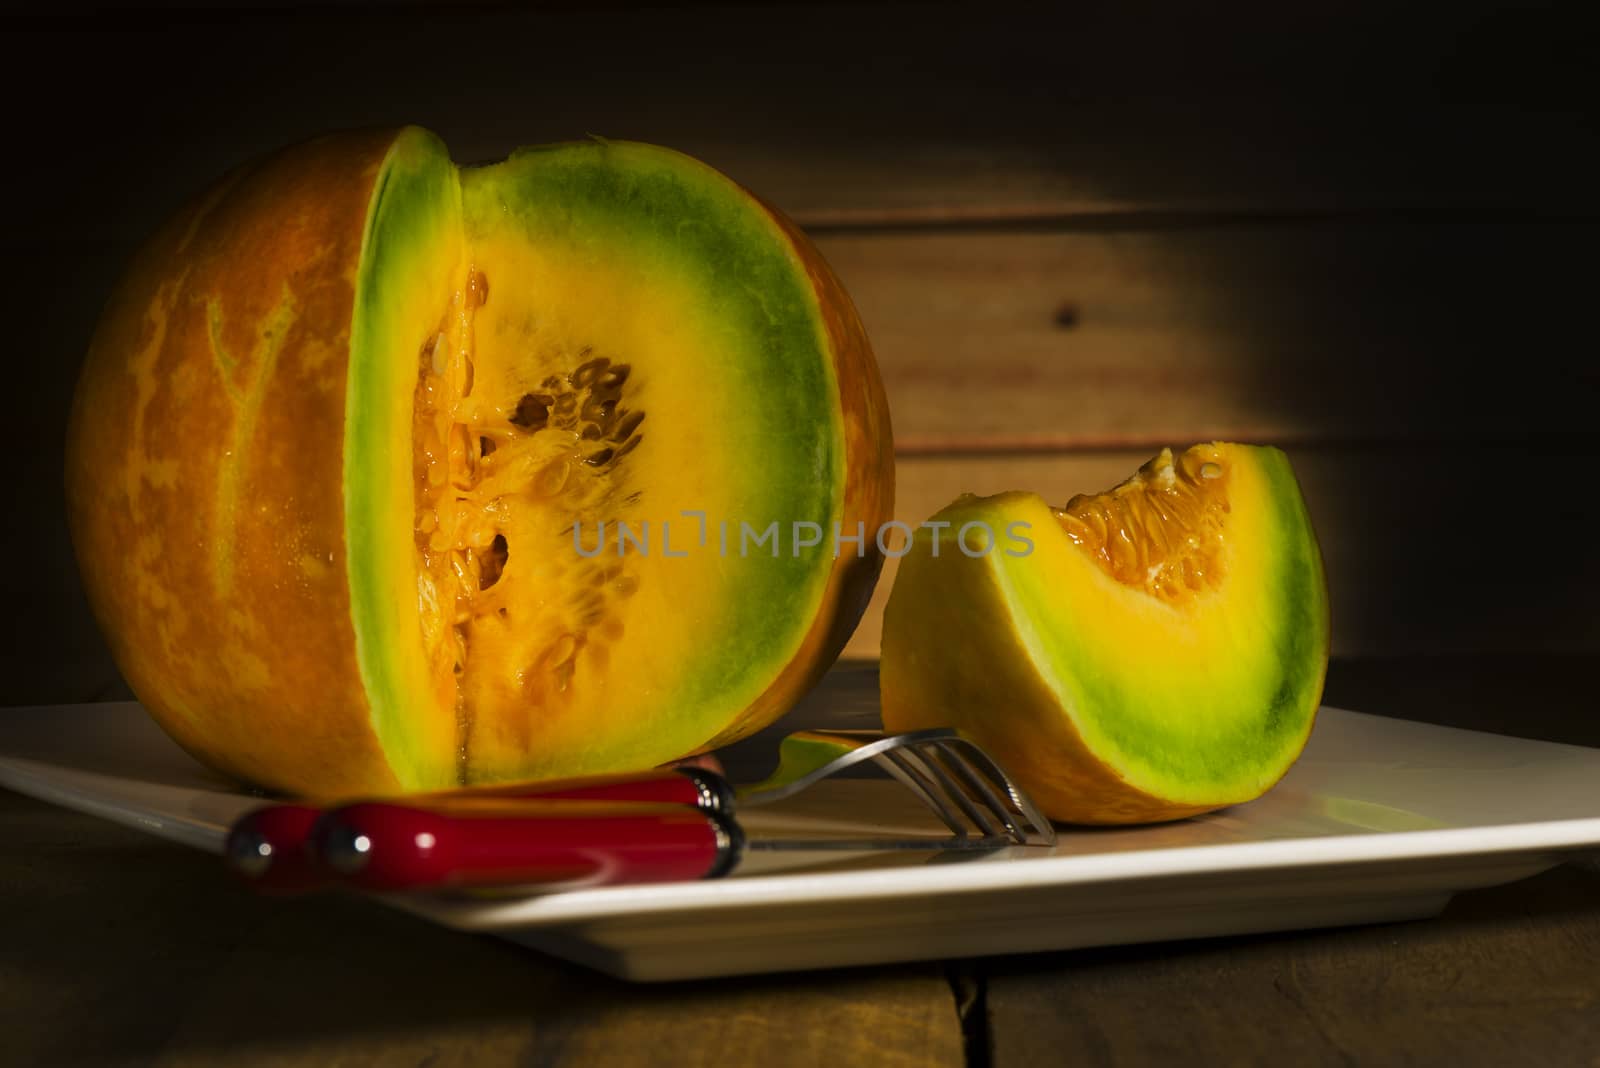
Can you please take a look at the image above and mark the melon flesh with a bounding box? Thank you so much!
[879,443,1328,824]
[352,134,878,789]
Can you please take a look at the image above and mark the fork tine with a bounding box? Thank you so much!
[735,726,1053,849]
[920,741,1028,843]
[945,737,1057,845]
[895,744,1006,838]
[879,748,971,837]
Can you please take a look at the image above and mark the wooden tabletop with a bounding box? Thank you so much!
[3,656,1597,1067]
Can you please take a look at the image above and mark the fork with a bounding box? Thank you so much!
[226,727,1054,893]
[733,727,1054,846]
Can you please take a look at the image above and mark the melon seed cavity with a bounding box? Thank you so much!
[410,266,652,778]
[1054,446,1230,604]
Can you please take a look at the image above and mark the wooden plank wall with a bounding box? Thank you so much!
[3,2,1596,704]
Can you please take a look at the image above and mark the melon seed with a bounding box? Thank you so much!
[427,332,448,376]
[535,458,571,497]
[582,397,617,426]
[547,633,577,668]
[571,356,610,389]
[609,410,645,442]
[1200,462,1222,479]
[510,393,550,430]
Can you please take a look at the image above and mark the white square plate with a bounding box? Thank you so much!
[2,663,1597,981]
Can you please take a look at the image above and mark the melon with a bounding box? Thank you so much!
[880,443,1327,824]
[67,127,892,797]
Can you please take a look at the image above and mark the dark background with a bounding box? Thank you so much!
[2,1,1597,739]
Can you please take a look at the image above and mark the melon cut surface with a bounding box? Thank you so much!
[880,443,1327,824]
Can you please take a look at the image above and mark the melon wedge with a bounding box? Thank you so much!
[880,443,1328,823]
[67,128,892,797]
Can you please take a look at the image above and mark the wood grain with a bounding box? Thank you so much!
[0,789,965,1068]
[983,863,1600,1067]
[4,2,1599,245]
[817,223,1598,450]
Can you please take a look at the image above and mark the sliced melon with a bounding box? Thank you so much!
[879,443,1328,824]
[67,128,892,797]
[379,139,874,786]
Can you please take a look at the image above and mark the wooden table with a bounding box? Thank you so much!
[3,657,1596,1067]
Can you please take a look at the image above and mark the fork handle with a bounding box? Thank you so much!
[312,799,743,892]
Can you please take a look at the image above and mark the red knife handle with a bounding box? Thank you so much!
[311,799,744,892]
[225,803,323,893]
[222,768,732,893]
